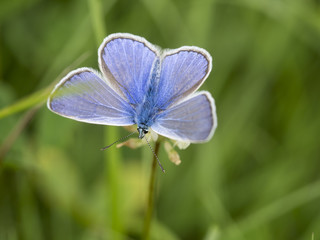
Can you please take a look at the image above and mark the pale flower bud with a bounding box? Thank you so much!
[164,141,181,165]
[173,140,190,150]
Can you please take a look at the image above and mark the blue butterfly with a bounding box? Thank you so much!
[47,33,217,144]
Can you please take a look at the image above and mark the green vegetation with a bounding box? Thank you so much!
[1,0,320,239]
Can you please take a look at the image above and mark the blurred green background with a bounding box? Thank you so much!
[1,0,320,239]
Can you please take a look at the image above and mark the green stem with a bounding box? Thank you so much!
[88,0,107,43]
[104,127,122,238]
[143,140,161,240]
[0,52,89,120]
[87,0,123,239]
[0,87,50,120]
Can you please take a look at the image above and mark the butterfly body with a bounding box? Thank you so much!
[134,58,162,136]
[48,33,217,143]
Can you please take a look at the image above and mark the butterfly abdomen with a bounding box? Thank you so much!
[134,58,162,129]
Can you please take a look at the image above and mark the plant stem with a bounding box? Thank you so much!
[0,52,89,120]
[87,1,123,239]
[104,127,122,239]
[0,87,50,120]
[143,140,161,240]
[88,0,106,44]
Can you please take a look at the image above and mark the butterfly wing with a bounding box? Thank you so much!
[155,46,212,109]
[47,68,135,126]
[151,91,217,143]
[98,33,160,105]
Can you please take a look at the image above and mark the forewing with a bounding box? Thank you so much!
[98,33,160,104]
[151,92,217,143]
[47,68,135,126]
[156,47,212,109]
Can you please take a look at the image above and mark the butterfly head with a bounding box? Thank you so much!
[137,125,148,139]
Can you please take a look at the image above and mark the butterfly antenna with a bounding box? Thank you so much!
[100,131,136,150]
[144,137,165,173]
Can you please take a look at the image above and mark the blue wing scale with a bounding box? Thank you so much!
[48,33,216,144]
[151,92,217,142]
[48,68,135,126]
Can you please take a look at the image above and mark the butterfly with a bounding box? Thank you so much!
[47,33,217,146]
